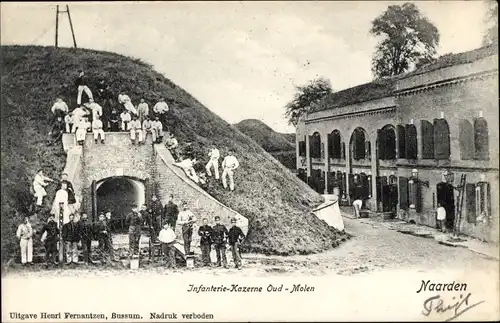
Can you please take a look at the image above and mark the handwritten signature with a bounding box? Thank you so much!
[422,292,485,321]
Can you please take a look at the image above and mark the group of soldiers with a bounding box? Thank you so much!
[47,69,171,146]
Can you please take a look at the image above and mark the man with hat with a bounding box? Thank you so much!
[198,218,213,267]
[163,194,179,228]
[40,214,59,267]
[177,201,197,256]
[212,215,229,268]
[126,204,144,257]
[78,213,94,264]
[228,218,245,269]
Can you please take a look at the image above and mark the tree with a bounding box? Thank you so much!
[483,1,498,46]
[370,3,440,78]
[285,77,332,127]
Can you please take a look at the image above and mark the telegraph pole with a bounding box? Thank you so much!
[54,5,77,49]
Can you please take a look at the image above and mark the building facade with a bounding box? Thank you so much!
[296,46,499,243]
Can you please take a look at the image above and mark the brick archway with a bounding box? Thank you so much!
[87,168,149,185]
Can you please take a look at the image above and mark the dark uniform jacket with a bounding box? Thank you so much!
[126,211,144,229]
[212,224,228,245]
[62,221,80,243]
[57,180,76,204]
[96,81,111,99]
[41,221,59,243]
[228,226,245,245]
[94,220,110,240]
[150,200,163,217]
[78,219,94,241]
[164,201,179,224]
[198,225,213,245]
[75,75,87,87]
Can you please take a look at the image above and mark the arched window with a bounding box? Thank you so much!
[459,119,474,160]
[351,128,367,160]
[421,120,434,159]
[378,125,396,160]
[309,132,321,159]
[434,119,450,160]
[406,124,417,159]
[474,118,489,160]
[328,130,342,159]
[397,125,406,159]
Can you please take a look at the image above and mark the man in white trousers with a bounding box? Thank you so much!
[75,70,93,105]
[151,116,163,143]
[33,169,55,207]
[129,116,143,144]
[120,110,132,131]
[118,93,137,115]
[222,149,240,191]
[137,98,149,123]
[85,99,103,122]
[205,144,220,180]
[75,117,90,145]
[92,118,105,144]
[17,216,33,265]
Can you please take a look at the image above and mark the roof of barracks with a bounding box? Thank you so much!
[309,45,498,118]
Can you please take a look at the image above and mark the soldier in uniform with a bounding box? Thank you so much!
[198,218,213,267]
[149,195,163,240]
[163,194,179,228]
[94,213,112,263]
[78,213,94,264]
[177,202,197,256]
[212,216,229,268]
[126,205,144,257]
[40,214,59,267]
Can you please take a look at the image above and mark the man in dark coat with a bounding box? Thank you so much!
[75,70,93,105]
[163,194,179,228]
[95,79,113,131]
[40,214,59,266]
[94,213,112,263]
[78,213,93,264]
[212,216,228,268]
[57,173,76,205]
[126,205,144,256]
[198,218,213,267]
[62,214,80,264]
[228,218,245,269]
[109,108,120,132]
[148,195,163,240]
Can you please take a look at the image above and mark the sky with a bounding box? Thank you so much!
[1,1,490,133]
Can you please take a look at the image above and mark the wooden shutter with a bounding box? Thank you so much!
[421,120,434,159]
[434,119,451,160]
[398,125,406,158]
[327,133,333,159]
[406,124,417,159]
[466,183,476,223]
[91,180,97,223]
[341,142,346,159]
[341,172,347,196]
[365,141,371,160]
[399,177,408,210]
[308,135,313,158]
[378,129,386,160]
[459,120,474,160]
[474,118,489,160]
[348,173,355,200]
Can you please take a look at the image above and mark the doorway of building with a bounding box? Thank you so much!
[95,176,146,233]
[437,182,455,230]
[377,176,398,213]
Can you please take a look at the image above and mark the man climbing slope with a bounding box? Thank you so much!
[221,149,240,191]
[32,169,55,208]
[75,70,94,105]
[205,143,220,180]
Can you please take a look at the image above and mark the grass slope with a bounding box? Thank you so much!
[235,119,296,169]
[1,46,343,260]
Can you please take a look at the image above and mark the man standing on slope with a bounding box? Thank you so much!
[177,201,197,256]
[16,216,34,266]
[137,98,149,123]
[153,97,169,130]
[75,70,94,105]
[50,97,69,120]
[222,149,240,191]
[205,144,220,180]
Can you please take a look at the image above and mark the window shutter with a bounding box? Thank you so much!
[399,177,409,210]
[466,183,476,223]
[91,180,97,223]
[398,125,406,158]
[474,118,489,160]
[341,142,346,159]
[378,129,386,160]
[421,120,434,159]
[348,173,355,200]
[365,141,371,160]
[459,120,474,160]
[406,124,417,159]
[434,119,451,160]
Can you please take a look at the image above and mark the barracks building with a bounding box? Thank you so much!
[296,45,499,243]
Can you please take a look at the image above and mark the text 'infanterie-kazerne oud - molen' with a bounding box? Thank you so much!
[187,283,315,293]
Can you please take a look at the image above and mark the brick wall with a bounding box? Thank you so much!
[81,133,156,214]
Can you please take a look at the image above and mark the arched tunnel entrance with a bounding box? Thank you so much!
[96,177,145,233]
